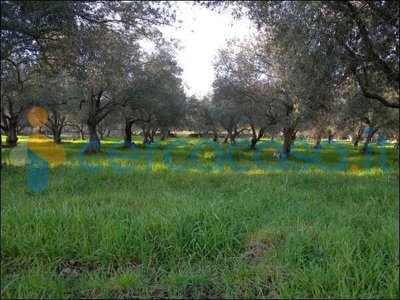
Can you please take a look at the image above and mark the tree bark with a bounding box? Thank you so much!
[47,114,65,144]
[70,123,85,140]
[359,129,378,155]
[230,132,236,144]
[315,134,322,148]
[314,126,322,148]
[283,129,296,157]
[212,128,218,143]
[250,125,264,150]
[281,99,297,157]
[224,130,236,144]
[84,89,112,153]
[223,132,230,144]
[124,120,134,145]
[86,119,100,153]
[52,128,61,143]
[6,125,18,147]
[150,127,157,143]
[1,94,24,147]
[328,130,334,143]
[160,128,168,141]
[79,128,85,140]
[230,126,238,144]
[142,128,150,144]
[353,127,364,146]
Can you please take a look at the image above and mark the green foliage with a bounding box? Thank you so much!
[235,1,399,108]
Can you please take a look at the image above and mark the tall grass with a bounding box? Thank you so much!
[1,136,399,298]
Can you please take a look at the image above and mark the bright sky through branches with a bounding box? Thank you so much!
[140,2,255,98]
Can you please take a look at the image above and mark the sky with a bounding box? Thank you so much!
[140,2,255,98]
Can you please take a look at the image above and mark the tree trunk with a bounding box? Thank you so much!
[1,99,24,147]
[223,132,230,144]
[230,125,239,144]
[6,125,18,147]
[353,127,363,146]
[230,132,236,144]
[106,129,111,137]
[124,120,134,146]
[250,138,257,150]
[142,129,151,144]
[224,130,236,144]
[142,132,147,144]
[58,127,63,143]
[86,120,100,153]
[160,128,168,141]
[283,129,296,157]
[212,129,218,143]
[79,129,85,140]
[359,130,377,155]
[250,126,264,150]
[52,128,61,143]
[150,128,157,143]
[315,132,322,148]
[328,131,334,144]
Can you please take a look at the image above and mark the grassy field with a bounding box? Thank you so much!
[1,135,399,299]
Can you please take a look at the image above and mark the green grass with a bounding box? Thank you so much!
[1,135,399,299]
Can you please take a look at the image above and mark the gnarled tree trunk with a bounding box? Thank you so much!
[150,127,157,143]
[124,120,134,145]
[230,132,236,144]
[353,127,364,146]
[1,109,21,147]
[79,129,85,140]
[281,99,298,158]
[5,125,18,147]
[84,89,114,153]
[160,128,169,141]
[283,128,296,157]
[223,131,230,144]
[212,128,218,143]
[69,123,85,140]
[86,118,100,153]
[142,127,151,144]
[314,125,322,148]
[250,125,264,150]
[359,128,378,155]
[47,113,66,144]
[328,130,334,144]
[51,128,62,143]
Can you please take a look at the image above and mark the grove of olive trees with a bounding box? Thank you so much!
[2,1,398,152]
[1,2,399,299]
